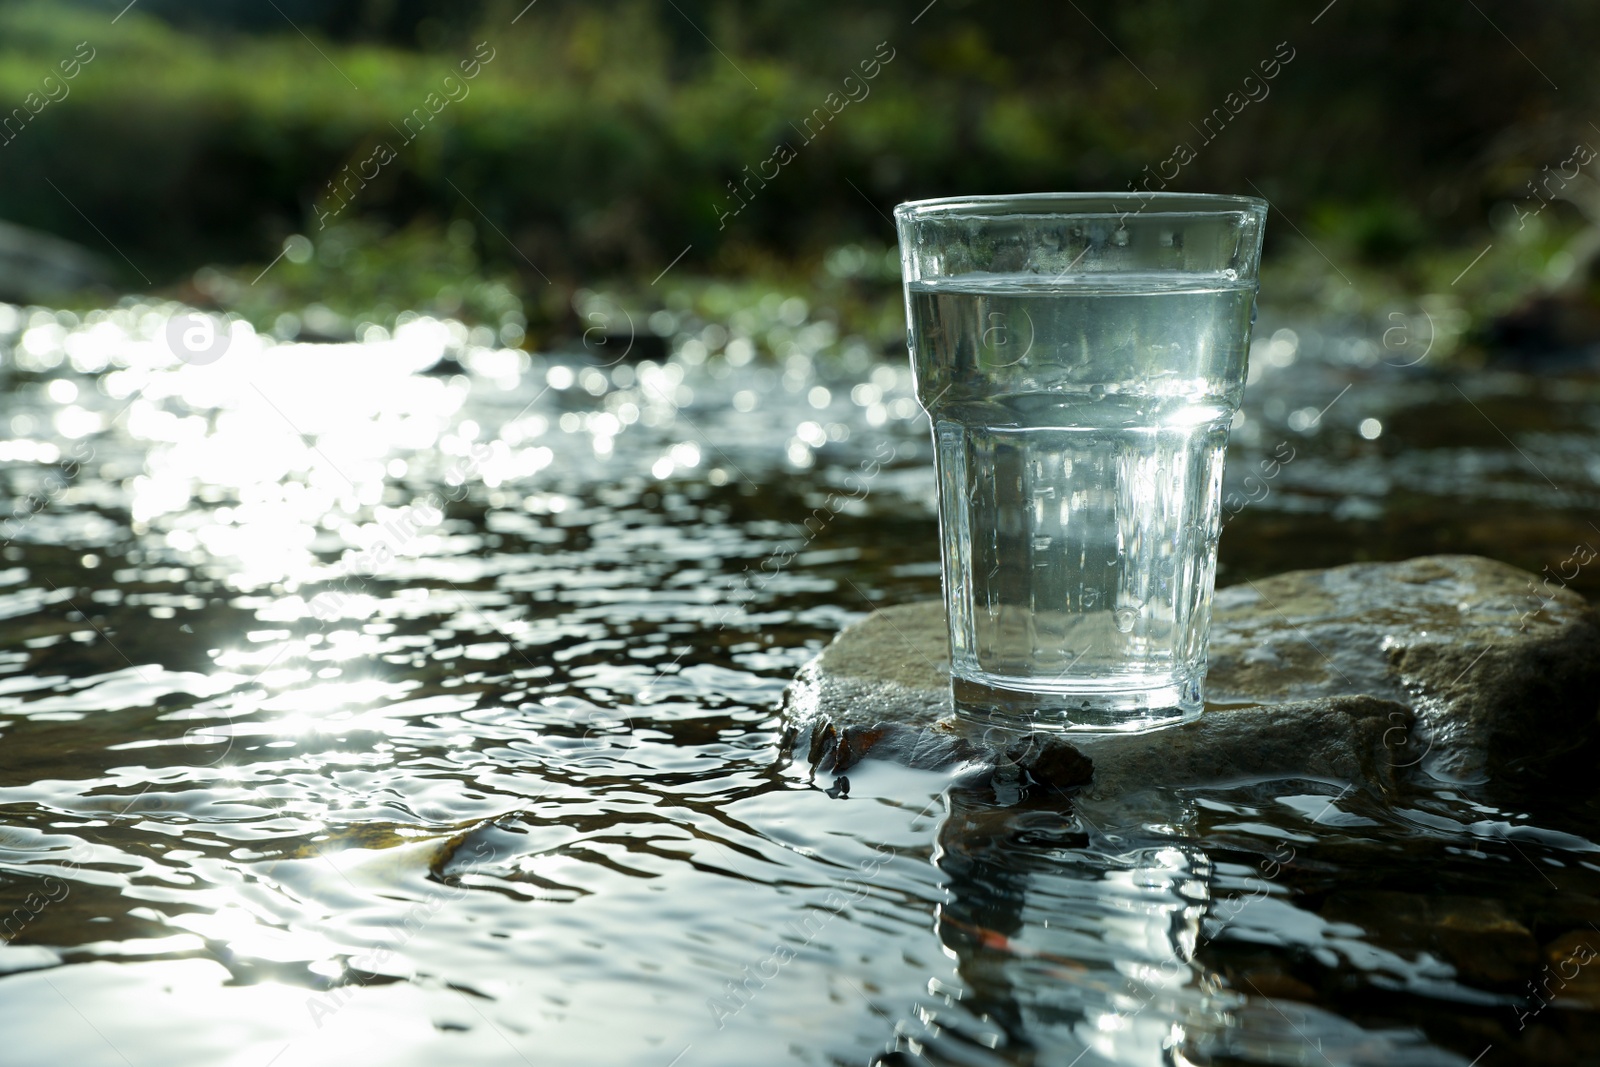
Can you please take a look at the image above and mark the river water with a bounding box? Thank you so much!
[0,301,1596,1066]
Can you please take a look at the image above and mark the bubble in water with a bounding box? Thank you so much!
[1113,605,1140,633]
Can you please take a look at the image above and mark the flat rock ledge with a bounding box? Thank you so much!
[780,555,1600,798]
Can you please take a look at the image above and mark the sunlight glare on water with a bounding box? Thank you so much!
[0,301,1595,1064]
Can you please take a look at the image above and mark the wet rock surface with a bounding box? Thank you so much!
[781,555,1600,796]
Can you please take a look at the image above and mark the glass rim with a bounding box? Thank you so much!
[894,191,1268,222]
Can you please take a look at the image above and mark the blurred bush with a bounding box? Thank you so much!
[1,0,1597,325]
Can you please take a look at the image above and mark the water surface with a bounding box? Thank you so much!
[0,304,1596,1065]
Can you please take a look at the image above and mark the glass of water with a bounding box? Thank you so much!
[895,192,1267,732]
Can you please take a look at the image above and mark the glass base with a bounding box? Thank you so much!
[951,673,1203,734]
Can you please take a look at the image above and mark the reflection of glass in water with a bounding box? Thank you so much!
[910,274,1252,728]
[931,798,1221,1065]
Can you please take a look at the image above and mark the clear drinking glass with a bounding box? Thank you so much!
[895,192,1268,732]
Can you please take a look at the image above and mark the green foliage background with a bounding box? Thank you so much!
[0,0,1595,338]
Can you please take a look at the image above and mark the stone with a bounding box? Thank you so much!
[781,555,1600,796]
[1206,554,1600,781]
[1319,891,1539,986]
[1534,930,1600,1010]
[0,219,109,304]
